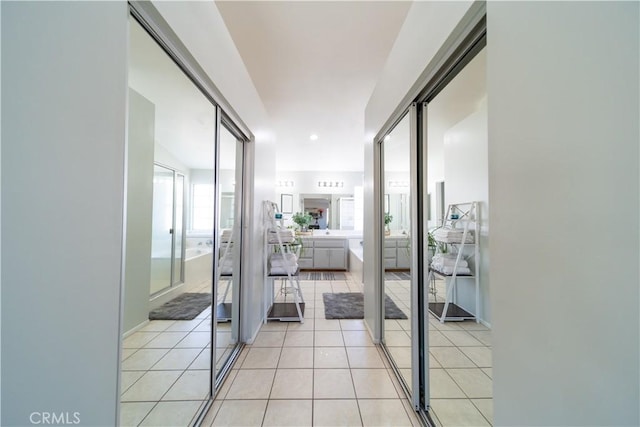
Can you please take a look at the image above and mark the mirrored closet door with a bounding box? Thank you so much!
[119,15,219,426]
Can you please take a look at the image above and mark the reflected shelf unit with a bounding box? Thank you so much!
[263,201,305,323]
[428,201,479,323]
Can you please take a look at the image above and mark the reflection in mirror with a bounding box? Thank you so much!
[381,112,413,391]
[214,124,242,373]
[120,17,215,425]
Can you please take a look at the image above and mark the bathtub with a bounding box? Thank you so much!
[184,247,213,290]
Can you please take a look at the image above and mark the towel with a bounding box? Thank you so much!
[268,228,295,243]
[432,228,474,244]
[432,254,468,268]
[431,266,472,276]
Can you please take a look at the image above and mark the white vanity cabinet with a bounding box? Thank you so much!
[298,237,348,270]
[383,237,411,270]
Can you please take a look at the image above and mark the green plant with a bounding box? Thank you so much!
[291,212,312,230]
[384,213,393,228]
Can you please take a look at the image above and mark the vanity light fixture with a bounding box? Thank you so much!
[317,181,344,188]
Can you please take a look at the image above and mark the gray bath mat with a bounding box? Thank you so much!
[149,293,212,320]
[322,293,407,319]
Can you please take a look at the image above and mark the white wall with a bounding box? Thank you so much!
[123,89,155,333]
[1,2,128,425]
[364,0,473,338]
[488,2,639,425]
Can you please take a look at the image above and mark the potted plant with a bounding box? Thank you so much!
[291,212,313,235]
[384,213,393,236]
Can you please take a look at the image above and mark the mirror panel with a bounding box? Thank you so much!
[381,113,413,391]
[120,17,216,424]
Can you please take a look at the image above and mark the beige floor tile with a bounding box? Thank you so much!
[314,369,355,399]
[122,332,159,349]
[162,370,210,401]
[351,369,398,398]
[315,347,349,368]
[384,330,411,347]
[315,330,345,346]
[121,349,169,371]
[286,318,315,331]
[215,331,234,349]
[343,330,375,347]
[440,330,483,347]
[121,348,137,361]
[383,319,404,331]
[120,371,145,394]
[165,318,205,332]
[242,347,282,369]
[313,400,362,427]
[211,400,267,426]
[447,368,493,398]
[284,331,314,347]
[398,368,412,392]
[430,398,490,427]
[428,330,454,347]
[469,330,492,346]
[270,369,313,399]
[194,320,213,332]
[137,320,176,332]
[429,353,442,369]
[347,347,386,368]
[261,321,289,331]
[472,398,493,425]
[191,349,212,370]
[460,320,490,331]
[340,319,367,330]
[215,369,237,400]
[176,332,211,348]
[314,318,342,330]
[278,347,314,369]
[263,400,312,426]
[121,370,182,402]
[119,402,155,427]
[358,399,413,427]
[482,367,492,379]
[199,400,222,427]
[253,331,286,347]
[140,400,203,426]
[429,369,466,398]
[429,319,463,331]
[460,346,492,368]
[225,369,275,399]
[386,346,411,369]
[151,348,201,370]
[430,347,476,368]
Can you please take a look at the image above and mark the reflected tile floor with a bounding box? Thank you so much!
[120,279,231,426]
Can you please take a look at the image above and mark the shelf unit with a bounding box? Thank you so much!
[428,201,479,323]
[216,228,234,322]
[263,201,305,323]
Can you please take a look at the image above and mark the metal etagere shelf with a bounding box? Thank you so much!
[428,201,479,323]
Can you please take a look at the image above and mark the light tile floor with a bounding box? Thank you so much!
[122,272,492,426]
[120,279,237,426]
[201,275,422,427]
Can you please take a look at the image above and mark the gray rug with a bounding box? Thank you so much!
[300,271,347,281]
[322,293,408,319]
[149,293,212,320]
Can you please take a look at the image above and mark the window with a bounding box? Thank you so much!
[191,183,215,231]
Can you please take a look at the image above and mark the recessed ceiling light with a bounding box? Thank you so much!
[310,134,319,141]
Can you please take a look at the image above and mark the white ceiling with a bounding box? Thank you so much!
[216,1,412,172]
